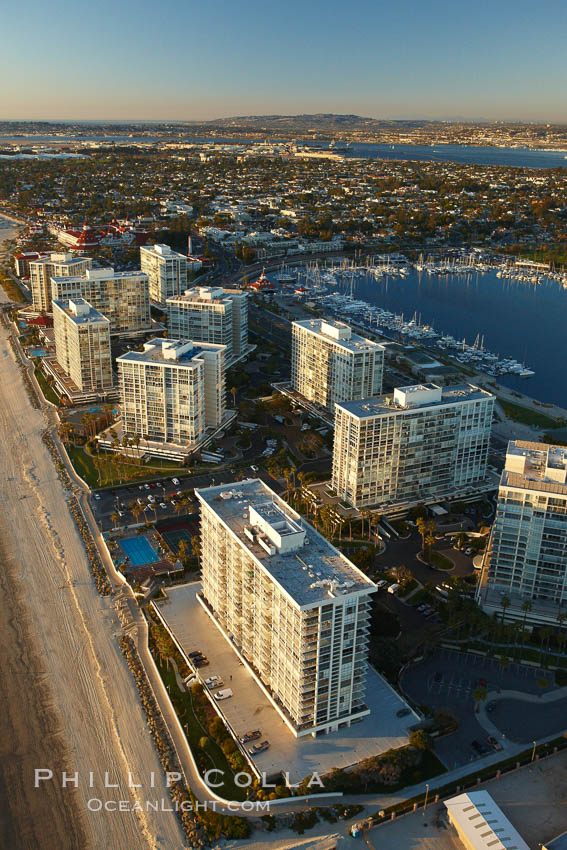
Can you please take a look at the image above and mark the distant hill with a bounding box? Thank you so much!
[206,113,432,132]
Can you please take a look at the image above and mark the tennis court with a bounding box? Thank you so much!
[160,528,193,554]
[119,536,160,566]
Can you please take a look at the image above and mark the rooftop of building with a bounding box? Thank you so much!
[293,318,384,353]
[53,297,109,326]
[32,252,90,266]
[167,286,233,305]
[117,337,225,366]
[337,382,493,418]
[141,243,187,258]
[51,267,148,284]
[196,478,376,608]
[502,440,567,494]
[444,790,529,850]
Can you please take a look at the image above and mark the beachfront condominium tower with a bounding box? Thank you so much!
[291,319,384,414]
[52,298,113,393]
[29,252,92,313]
[196,478,376,737]
[116,338,226,448]
[167,286,249,366]
[477,441,567,625]
[332,383,495,510]
[140,243,188,304]
[51,268,151,336]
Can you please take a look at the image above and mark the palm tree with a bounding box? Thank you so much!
[230,386,238,408]
[499,594,511,625]
[110,511,120,530]
[473,685,487,712]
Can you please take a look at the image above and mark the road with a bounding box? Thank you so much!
[0,319,185,849]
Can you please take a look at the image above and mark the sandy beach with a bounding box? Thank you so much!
[0,274,184,845]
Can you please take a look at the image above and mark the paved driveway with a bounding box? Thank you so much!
[401,648,557,770]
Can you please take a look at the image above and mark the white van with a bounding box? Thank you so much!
[387,583,401,595]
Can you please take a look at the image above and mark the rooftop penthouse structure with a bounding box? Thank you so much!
[332,383,495,510]
[167,286,249,365]
[477,441,567,625]
[51,267,151,336]
[116,338,226,455]
[140,243,188,304]
[197,478,376,737]
[29,252,92,312]
[291,318,384,414]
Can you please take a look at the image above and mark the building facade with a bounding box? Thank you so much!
[167,286,249,365]
[477,441,567,624]
[51,267,151,336]
[332,383,494,510]
[140,243,188,304]
[52,298,113,392]
[291,319,384,413]
[116,338,226,448]
[29,252,92,312]
[197,478,376,737]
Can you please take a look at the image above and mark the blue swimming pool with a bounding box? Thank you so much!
[119,537,159,566]
[29,347,47,357]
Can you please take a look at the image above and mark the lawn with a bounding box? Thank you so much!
[429,550,454,570]
[67,445,186,488]
[34,367,60,406]
[498,397,559,429]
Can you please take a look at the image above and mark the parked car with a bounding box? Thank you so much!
[189,651,203,659]
[144,484,150,490]
[204,676,222,688]
[249,740,270,755]
[94,493,101,500]
[250,465,259,472]
[396,707,411,718]
[487,736,502,751]
[375,579,388,589]
[471,739,488,755]
[160,502,167,509]
[195,657,209,667]
[214,688,233,700]
[239,730,261,743]
[172,478,180,485]
[465,547,473,556]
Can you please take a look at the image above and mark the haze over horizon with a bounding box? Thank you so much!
[2,0,566,123]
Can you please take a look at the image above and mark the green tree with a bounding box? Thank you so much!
[409,730,432,751]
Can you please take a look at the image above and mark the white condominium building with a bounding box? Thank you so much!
[332,383,494,510]
[29,252,92,312]
[291,319,384,413]
[167,286,249,365]
[52,298,113,392]
[140,243,188,304]
[117,338,226,447]
[477,441,567,623]
[51,267,151,336]
[197,478,376,737]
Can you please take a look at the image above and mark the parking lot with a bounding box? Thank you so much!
[156,583,417,784]
[401,649,558,769]
[91,466,280,531]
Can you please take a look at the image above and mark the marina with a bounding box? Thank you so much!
[267,255,567,407]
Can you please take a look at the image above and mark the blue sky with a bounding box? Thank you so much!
[2,0,566,121]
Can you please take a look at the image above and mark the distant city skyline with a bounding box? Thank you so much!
[2,0,567,122]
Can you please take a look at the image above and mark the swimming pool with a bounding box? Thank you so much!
[29,347,48,357]
[119,537,159,566]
